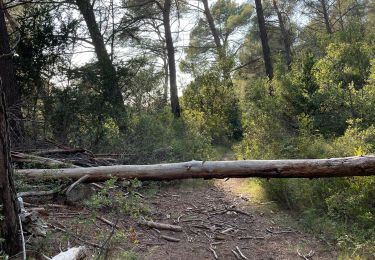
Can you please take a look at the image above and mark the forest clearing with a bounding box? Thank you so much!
[1,0,375,259]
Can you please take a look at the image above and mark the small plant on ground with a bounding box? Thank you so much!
[86,177,149,218]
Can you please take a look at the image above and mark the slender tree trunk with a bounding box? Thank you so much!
[320,0,333,34]
[0,0,22,145]
[336,0,345,31]
[162,53,169,105]
[162,0,180,117]
[75,0,128,131]
[202,0,222,50]
[255,0,273,82]
[272,0,292,69]
[201,0,230,80]
[0,9,20,250]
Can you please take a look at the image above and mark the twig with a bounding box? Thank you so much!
[220,227,234,234]
[236,246,249,260]
[227,208,252,217]
[152,228,161,234]
[203,232,211,239]
[96,219,118,260]
[210,242,224,246]
[259,201,276,205]
[209,247,218,259]
[297,249,315,260]
[139,219,182,232]
[134,191,144,198]
[24,202,67,208]
[96,216,120,229]
[65,174,90,195]
[91,183,104,189]
[26,207,46,212]
[18,215,26,260]
[177,214,184,223]
[266,228,294,234]
[191,224,210,230]
[231,249,241,259]
[181,217,202,222]
[160,235,180,242]
[238,236,265,240]
[45,204,67,208]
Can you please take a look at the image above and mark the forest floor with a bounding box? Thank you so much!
[27,178,337,260]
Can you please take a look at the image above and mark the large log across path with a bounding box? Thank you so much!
[16,156,375,181]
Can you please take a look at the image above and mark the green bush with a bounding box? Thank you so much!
[234,41,375,256]
[117,110,215,164]
[182,71,242,144]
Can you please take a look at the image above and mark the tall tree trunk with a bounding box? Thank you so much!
[272,0,292,69]
[201,0,230,80]
[0,0,22,145]
[320,0,333,34]
[255,0,273,82]
[162,0,180,117]
[336,0,345,31]
[202,0,222,50]
[0,8,20,251]
[75,0,128,131]
[162,52,169,105]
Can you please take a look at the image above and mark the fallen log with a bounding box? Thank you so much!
[32,148,89,156]
[16,156,375,181]
[11,151,80,168]
[51,246,87,260]
[17,189,60,198]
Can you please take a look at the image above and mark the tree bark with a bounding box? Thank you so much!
[320,0,333,34]
[162,52,169,105]
[336,0,345,31]
[75,0,128,131]
[0,0,23,144]
[0,5,20,254]
[272,0,292,69]
[201,0,230,80]
[202,0,222,51]
[255,0,273,81]
[17,156,375,181]
[162,0,181,117]
[0,91,20,254]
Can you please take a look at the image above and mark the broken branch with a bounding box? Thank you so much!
[139,219,183,232]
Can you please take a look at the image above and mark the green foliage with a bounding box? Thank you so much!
[119,110,215,164]
[86,178,147,218]
[182,72,242,144]
[210,0,252,36]
[313,42,373,90]
[182,0,252,76]
[7,0,375,257]
[234,32,375,255]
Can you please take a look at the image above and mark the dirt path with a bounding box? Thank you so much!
[133,179,336,260]
[36,178,337,259]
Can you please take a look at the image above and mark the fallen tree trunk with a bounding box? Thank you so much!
[11,151,80,168]
[32,148,89,156]
[15,156,375,181]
